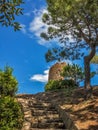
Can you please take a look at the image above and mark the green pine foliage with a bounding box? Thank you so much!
[0,66,24,130]
[0,0,24,31]
[0,96,23,130]
[61,64,84,86]
[0,66,18,97]
[41,0,98,90]
[45,79,77,92]
[61,64,96,86]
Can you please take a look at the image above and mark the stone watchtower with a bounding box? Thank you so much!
[48,62,66,81]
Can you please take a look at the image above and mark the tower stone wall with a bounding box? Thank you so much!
[48,62,66,81]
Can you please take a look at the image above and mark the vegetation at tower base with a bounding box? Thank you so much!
[61,64,96,87]
[0,66,23,130]
[0,66,18,97]
[41,0,98,97]
[45,79,77,95]
[0,0,24,31]
[61,64,84,86]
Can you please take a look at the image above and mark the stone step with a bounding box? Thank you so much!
[30,128,68,130]
[31,110,58,116]
[28,101,51,106]
[29,104,51,109]
[29,100,51,104]
[17,92,67,130]
[46,118,64,123]
[35,118,64,124]
[31,122,65,129]
[29,103,56,108]
[31,115,61,122]
[29,107,57,113]
[31,107,56,111]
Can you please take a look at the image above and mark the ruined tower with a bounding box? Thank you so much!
[48,62,66,81]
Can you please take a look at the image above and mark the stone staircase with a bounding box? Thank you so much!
[17,91,67,130]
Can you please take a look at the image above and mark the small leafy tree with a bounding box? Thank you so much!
[0,0,23,31]
[61,64,84,86]
[61,64,96,86]
[0,66,18,97]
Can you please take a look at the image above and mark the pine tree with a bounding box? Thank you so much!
[41,0,98,94]
[0,0,23,31]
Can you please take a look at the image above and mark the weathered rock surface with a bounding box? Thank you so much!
[16,87,98,130]
[48,62,66,81]
[17,91,67,130]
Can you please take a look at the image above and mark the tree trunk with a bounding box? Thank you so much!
[84,56,91,89]
[84,46,96,98]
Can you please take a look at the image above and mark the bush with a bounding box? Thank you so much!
[0,66,18,97]
[0,96,23,130]
[45,79,77,92]
[45,80,60,91]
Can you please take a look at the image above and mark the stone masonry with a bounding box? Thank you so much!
[16,90,79,130]
[17,92,67,130]
[48,62,66,81]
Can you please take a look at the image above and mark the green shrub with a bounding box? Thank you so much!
[45,80,60,91]
[0,96,23,130]
[60,79,77,88]
[45,79,77,92]
[0,66,18,97]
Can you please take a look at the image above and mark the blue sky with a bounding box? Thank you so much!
[0,0,54,94]
[0,0,98,94]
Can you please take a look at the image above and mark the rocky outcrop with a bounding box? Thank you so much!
[48,62,66,81]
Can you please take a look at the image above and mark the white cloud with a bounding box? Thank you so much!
[29,8,49,46]
[29,8,48,34]
[28,8,62,47]
[30,69,49,83]
[20,8,58,47]
[20,8,61,47]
